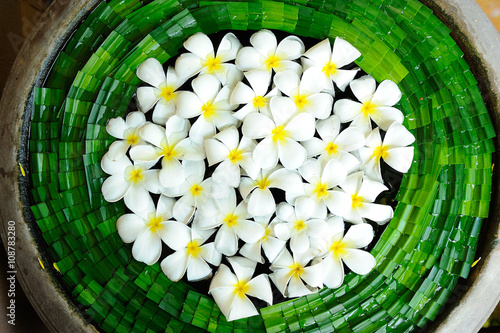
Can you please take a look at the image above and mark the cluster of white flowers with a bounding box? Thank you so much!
[101,29,415,321]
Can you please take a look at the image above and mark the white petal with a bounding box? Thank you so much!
[106,117,127,139]
[269,269,292,296]
[215,63,243,87]
[239,154,260,180]
[215,225,239,256]
[228,256,257,282]
[322,159,347,187]
[187,257,212,282]
[302,138,326,157]
[278,138,307,170]
[235,47,264,71]
[210,264,238,291]
[132,230,161,265]
[189,116,216,145]
[159,222,192,251]
[262,236,286,262]
[290,231,309,254]
[331,37,361,68]
[385,147,414,173]
[316,115,340,140]
[371,107,404,131]
[240,241,264,264]
[217,33,242,62]
[276,202,294,221]
[269,96,297,126]
[184,32,214,59]
[358,177,388,202]
[126,111,147,128]
[129,144,161,164]
[124,184,151,213]
[157,195,175,218]
[335,126,365,151]
[268,168,302,192]
[324,190,351,216]
[234,220,266,244]
[159,158,185,188]
[242,112,274,138]
[152,99,175,125]
[250,29,277,55]
[233,104,257,121]
[205,139,229,165]
[351,113,373,135]
[136,86,159,112]
[137,58,166,87]
[339,171,363,195]
[350,75,376,103]
[228,295,259,321]
[300,67,326,95]
[107,141,130,161]
[294,196,315,220]
[142,169,160,194]
[343,224,374,249]
[371,80,402,107]
[276,36,305,60]
[303,39,331,64]
[253,137,279,170]
[322,255,344,288]
[331,69,358,92]
[302,262,323,288]
[305,93,333,119]
[342,249,376,275]
[230,82,255,105]
[246,69,272,96]
[274,70,299,97]
[161,251,188,281]
[210,287,237,320]
[299,159,321,182]
[192,74,221,103]
[173,195,196,224]
[102,176,130,202]
[333,99,362,123]
[176,91,204,118]
[383,122,416,148]
[116,214,147,243]
[357,202,393,224]
[326,215,345,240]
[200,242,222,266]
[174,53,203,80]
[239,177,257,200]
[274,222,293,241]
[212,160,241,188]
[287,275,314,297]
[285,113,315,141]
[198,196,221,219]
[138,122,167,148]
[336,152,361,174]
[247,274,273,305]
[248,188,276,216]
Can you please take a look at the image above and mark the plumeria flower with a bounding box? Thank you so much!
[269,248,323,298]
[230,70,280,120]
[273,68,333,119]
[338,171,393,224]
[101,154,159,213]
[302,37,361,93]
[240,215,286,264]
[209,257,273,321]
[236,29,304,74]
[274,196,328,254]
[105,112,147,161]
[194,188,265,256]
[239,166,303,217]
[136,58,187,124]
[334,75,404,135]
[317,216,376,288]
[299,159,350,219]
[177,74,238,145]
[129,116,204,188]
[162,160,231,223]
[242,97,315,170]
[359,122,415,181]
[175,32,243,86]
[161,227,221,282]
[303,115,364,173]
[204,126,260,188]
[116,194,191,265]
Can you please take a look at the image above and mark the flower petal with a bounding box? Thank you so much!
[159,221,192,251]
[302,138,326,157]
[137,58,166,87]
[174,52,203,80]
[268,168,302,192]
[278,138,307,170]
[107,141,130,161]
[158,158,185,188]
[116,214,147,243]
[210,286,238,320]
[234,220,266,244]
[343,224,374,249]
[176,91,204,119]
[204,139,229,166]
[371,80,402,107]
[335,126,365,151]
[217,33,242,62]
[192,74,221,103]
[138,122,167,148]
[235,47,264,71]
[200,242,222,266]
[331,37,361,68]
[215,225,239,256]
[302,262,323,288]
[299,158,321,183]
[322,255,344,288]
[358,177,388,202]
[326,215,345,240]
[106,117,127,139]
[228,256,257,282]
[242,112,274,138]
[385,147,414,173]
[239,177,257,201]
[269,269,292,296]
[350,75,376,103]
[262,236,286,262]
[129,144,162,164]
[371,106,404,131]
[161,251,188,281]
[294,196,315,221]
[339,171,363,195]
[247,274,273,305]
[189,116,216,145]
[253,137,279,170]
[276,36,305,60]
[187,256,212,282]
[210,264,239,291]
[152,99,175,125]
[331,69,358,92]
[342,249,376,275]
[334,99,363,123]
[250,29,277,55]
[230,82,255,105]
[212,160,241,188]
[228,294,259,322]
[357,202,393,224]
[305,93,333,119]
[240,241,264,264]
[248,188,276,216]
[274,70,299,97]
[269,96,297,126]
[322,159,347,188]
[132,230,162,265]
[324,190,351,216]
[303,38,331,65]
[184,32,214,59]
[287,275,314,297]
[290,231,309,254]
[101,175,130,202]
[124,184,151,213]
[285,112,315,141]
[246,69,272,96]
[157,195,175,218]
[142,169,160,194]
[384,122,416,148]
[173,195,196,224]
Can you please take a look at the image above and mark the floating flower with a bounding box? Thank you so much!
[230,70,280,120]
[299,158,350,218]
[129,116,205,188]
[239,166,303,217]
[239,215,286,264]
[317,216,376,288]
[242,96,315,170]
[273,68,333,119]
[338,171,393,224]
[204,126,259,188]
[161,227,221,282]
[334,75,404,135]
[236,29,304,74]
[194,188,265,256]
[116,194,191,265]
[136,58,187,124]
[274,196,328,254]
[302,37,361,93]
[176,74,238,145]
[302,115,364,173]
[209,257,273,321]
[269,248,323,298]
[105,111,147,161]
[101,154,159,213]
[359,122,415,181]
[175,32,243,86]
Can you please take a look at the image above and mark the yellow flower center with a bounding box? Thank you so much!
[159,85,176,102]
[126,132,139,146]
[373,145,388,160]
[361,101,376,116]
[223,213,239,227]
[147,215,164,233]
[325,142,338,155]
[252,95,267,108]
[186,240,201,257]
[322,61,337,76]
[126,166,144,184]
[293,220,306,232]
[255,177,271,190]
[351,194,363,208]
[233,280,250,298]
[294,94,309,109]
[190,184,203,196]
[271,125,289,144]
[162,145,178,160]
[289,262,304,277]
[330,240,347,256]
[203,55,222,73]
[202,101,216,120]
[313,183,329,199]
[265,54,281,70]
[227,149,244,163]
[261,228,271,241]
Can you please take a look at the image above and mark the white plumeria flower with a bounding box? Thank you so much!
[161,227,221,282]
[269,248,323,298]
[334,75,404,135]
[302,37,361,93]
[318,216,376,288]
[162,160,231,223]
[239,166,303,217]
[239,216,286,264]
[242,97,315,170]
[299,159,350,219]
[101,154,159,213]
[204,126,260,188]
[273,68,333,119]
[177,74,238,145]
[194,188,265,256]
[136,58,187,124]
[116,194,191,265]
[230,70,280,120]
[236,29,304,74]
[175,32,243,86]
[303,115,364,173]
[105,112,146,161]
[359,123,415,181]
[274,196,328,254]
[209,257,273,321]
[338,171,393,224]
[129,116,205,188]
